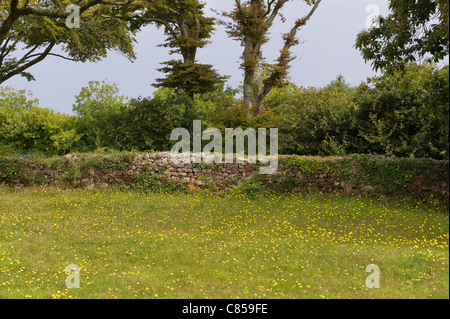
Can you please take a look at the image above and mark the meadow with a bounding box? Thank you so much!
[0,187,448,299]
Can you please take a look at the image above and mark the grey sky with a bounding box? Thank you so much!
[3,0,391,115]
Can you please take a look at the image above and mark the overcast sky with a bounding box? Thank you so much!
[3,0,392,115]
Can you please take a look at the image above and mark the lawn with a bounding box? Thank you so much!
[0,187,448,299]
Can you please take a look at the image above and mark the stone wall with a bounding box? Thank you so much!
[0,152,448,202]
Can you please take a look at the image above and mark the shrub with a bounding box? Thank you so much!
[231,175,267,197]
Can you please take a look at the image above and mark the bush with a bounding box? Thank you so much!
[72,80,130,151]
[267,77,360,156]
[354,63,449,159]
[1,64,447,161]
[1,87,81,156]
[231,175,267,197]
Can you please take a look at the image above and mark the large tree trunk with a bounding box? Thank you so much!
[242,34,264,117]
[229,0,321,118]
[243,72,253,114]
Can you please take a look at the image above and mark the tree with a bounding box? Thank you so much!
[72,80,129,150]
[0,0,137,84]
[138,0,215,64]
[354,63,449,159]
[355,0,449,73]
[222,0,321,116]
[154,59,227,98]
[128,0,227,96]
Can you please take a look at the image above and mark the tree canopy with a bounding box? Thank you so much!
[355,0,449,73]
[127,0,228,97]
[134,0,215,63]
[222,0,322,116]
[0,0,138,84]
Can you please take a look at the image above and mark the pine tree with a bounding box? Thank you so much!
[131,0,228,96]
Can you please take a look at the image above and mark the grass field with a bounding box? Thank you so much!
[0,187,448,299]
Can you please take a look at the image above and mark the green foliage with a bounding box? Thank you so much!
[72,80,130,150]
[270,174,302,194]
[0,87,81,156]
[282,156,337,174]
[357,156,421,193]
[0,86,39,112]
[1,64,447,161]
[355,0,449,73]
[155,60,228,97]
[0,0,137,84]
[0,157,23,181]
[61,158,80,184]
[417,64,449,150]
[231,175,267,198]
[126,88,193,152]
[354,63,449,159]
[134,172,182,193]
[262,64,448,160]
[124,86,243,152]
[268,76,360,156]
[134,173,159,192]
[135,0,226,96]
[205,85,277,141]
[222,0,322,114]
[0,142,15,156]
[0,87,37,155]
[340,155,448,194]
[121,149,138,165]
[138,0,216,59]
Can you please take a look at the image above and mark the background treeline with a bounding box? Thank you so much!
[1,63,448,160]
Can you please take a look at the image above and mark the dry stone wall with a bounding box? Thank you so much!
[0,152,448,202]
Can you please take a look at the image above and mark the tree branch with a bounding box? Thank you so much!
[257,0,322,112]
[0,42,55,84]
[26,52,77,62]
[265,0,288,27]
